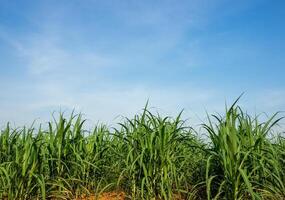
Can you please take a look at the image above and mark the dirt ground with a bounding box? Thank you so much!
[76,191,126,200]
[98,192,126,200]
[76,191,183,200]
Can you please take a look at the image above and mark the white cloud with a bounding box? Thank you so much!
[1,78,283,129]
[0,80,221,127]
[13,35,113,76]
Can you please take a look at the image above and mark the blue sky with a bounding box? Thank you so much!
[0,0,284,126]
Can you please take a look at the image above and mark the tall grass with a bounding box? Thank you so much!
[115,106,201,199]
[0,101,284,199]
[203,100,284,200]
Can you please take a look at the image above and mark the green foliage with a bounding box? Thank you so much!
[0,101,284,199]
[203,100,285,200]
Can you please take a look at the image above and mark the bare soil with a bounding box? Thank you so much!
[75,191,126,200]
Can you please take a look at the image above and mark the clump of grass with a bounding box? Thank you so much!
[115,105,202,199]
[0,114,115,199]
[203,99,284,200]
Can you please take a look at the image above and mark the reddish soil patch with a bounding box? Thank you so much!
[76,191,126,200]
[98,191,126,200]
[76,191,183,200]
